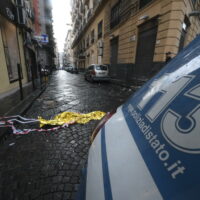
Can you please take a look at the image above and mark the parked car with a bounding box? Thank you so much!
[66,65,78,74]
[63,65,68,71]
[66,66,73,72]
[71,66,79,74]
[76,36,200,200]
[84,64,110,82]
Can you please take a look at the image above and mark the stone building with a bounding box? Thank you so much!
[33,0,55,69]
[63,29,75,67]
[0,0,55,115]
[71,0,200,82]
[0,0,36,115]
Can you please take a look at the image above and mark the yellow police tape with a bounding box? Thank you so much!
[38,111,106,127]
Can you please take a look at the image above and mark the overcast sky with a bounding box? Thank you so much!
[52,0,72,53]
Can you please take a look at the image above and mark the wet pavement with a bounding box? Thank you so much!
[0,70,134,200]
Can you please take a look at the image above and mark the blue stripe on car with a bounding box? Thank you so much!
[75,167,87,200]
[101,126,113,200]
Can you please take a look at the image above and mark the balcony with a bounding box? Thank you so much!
[73,0,79,9]
[93,0,101,9]
[78,51,86,60]
[110,1,120,29]
[74,17,81,28]
[72,0,104,48]
[139,0,153,9]
[82,18,86,27]
[79,2,84,13]
[120,0,138,15]
[86,9,92,21]
[39,16,52,25]
[110,0,138,29]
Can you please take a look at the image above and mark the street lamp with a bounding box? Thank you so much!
[188,10,200,37]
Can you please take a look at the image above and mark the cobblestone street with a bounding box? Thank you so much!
[0,70,134,200]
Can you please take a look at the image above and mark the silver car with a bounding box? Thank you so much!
[84,64,110,82]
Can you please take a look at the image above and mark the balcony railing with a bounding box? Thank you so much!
[139,0,153,9]
[86,9,92,21]
[110,1,120,29]
[110,0,138,29]
[120,0,138,15]
[79,2,85,13]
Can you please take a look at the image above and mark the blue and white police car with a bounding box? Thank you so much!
[77,36,200,200]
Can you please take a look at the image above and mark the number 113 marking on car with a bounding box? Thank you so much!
[138,74,200,154]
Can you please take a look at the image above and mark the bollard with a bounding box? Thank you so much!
[17,63,23,100]
[30,64,36,90]
[38,63,43,89]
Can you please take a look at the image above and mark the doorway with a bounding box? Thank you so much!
[135,18,158,79]
[110,36,119,77]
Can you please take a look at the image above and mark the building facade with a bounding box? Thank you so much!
[0,0,55,115]
[33,0,55,69]
[72,0,104,70]
[71,0,200,82]
[0,0,36,115]
[63,29,75,67]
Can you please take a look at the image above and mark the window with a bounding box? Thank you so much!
[192,0,197,5]
[110,1,120,29]
[98,20,103,38]
[84,39,87,49]
[82,40,85,50]
[139,0,153,9]
[86,35,89,47]
[91,29,95,44]
[95,65,108,70]
[0,16,21,82]
[178,17,190,52]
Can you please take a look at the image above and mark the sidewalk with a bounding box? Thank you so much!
[0,82,47,142]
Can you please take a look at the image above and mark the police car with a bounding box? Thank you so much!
[77,36,200,200]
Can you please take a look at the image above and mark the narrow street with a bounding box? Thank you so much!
[0,70,133,200]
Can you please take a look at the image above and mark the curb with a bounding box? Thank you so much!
[0,86,47,142]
